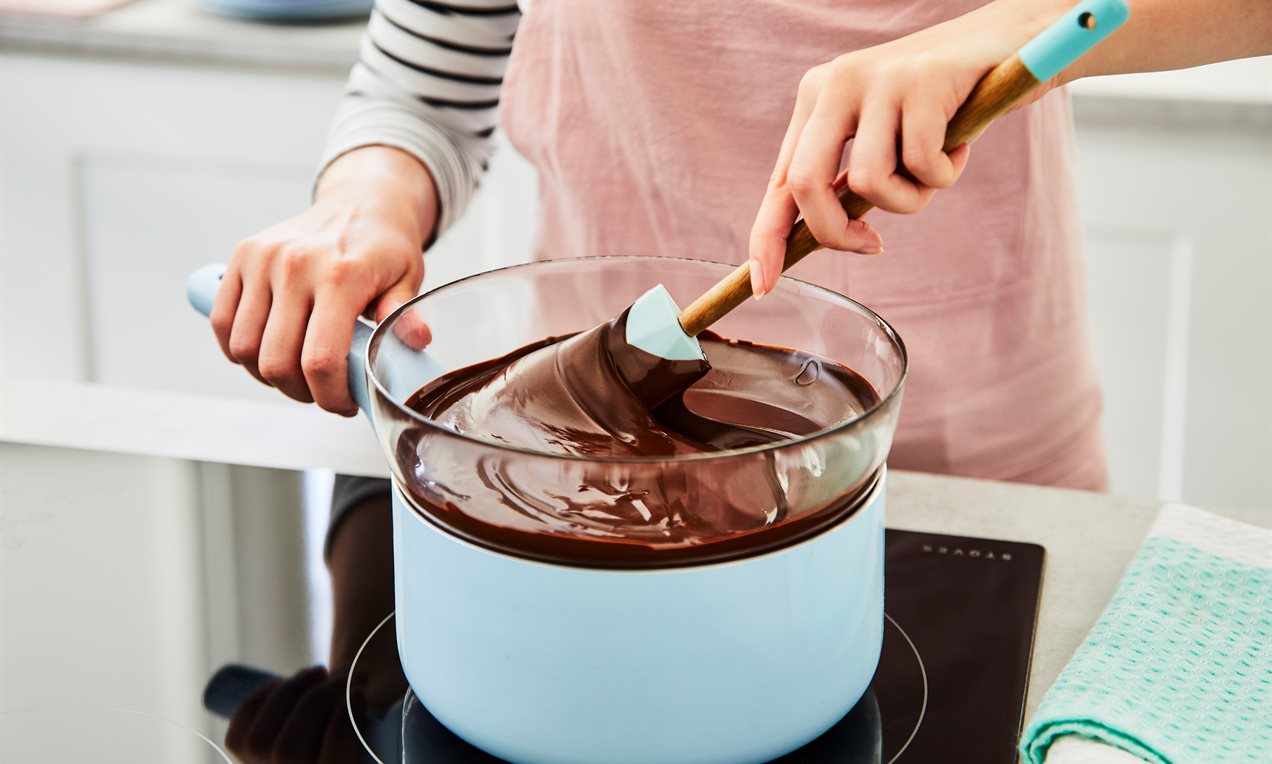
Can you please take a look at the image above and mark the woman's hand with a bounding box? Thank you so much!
[211,146,438,416]
[748,0,1064,296]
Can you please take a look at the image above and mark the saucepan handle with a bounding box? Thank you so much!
[203,663,279,720]
[186,264,374,414]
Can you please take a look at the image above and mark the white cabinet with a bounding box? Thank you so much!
[1,54,342,395]
[1074,102,1272,510]
[0,52,537,400]
[0,443,211,762]
[0,46,538,757]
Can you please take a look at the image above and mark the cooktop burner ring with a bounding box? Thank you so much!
[347,610,397,764]
[882,613,927,764]
[348,609,929,764]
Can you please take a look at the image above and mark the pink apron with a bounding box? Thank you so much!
[499,0,1108,490]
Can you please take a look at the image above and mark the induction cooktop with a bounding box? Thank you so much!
[342,528,1045,764]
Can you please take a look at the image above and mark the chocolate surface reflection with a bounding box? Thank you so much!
[400,309,881,566]
[408,309,879,456]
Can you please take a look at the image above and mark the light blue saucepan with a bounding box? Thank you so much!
[189,256,903,763]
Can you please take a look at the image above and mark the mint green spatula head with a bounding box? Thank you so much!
[626,285,705,362]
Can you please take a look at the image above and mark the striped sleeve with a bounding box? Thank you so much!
[318,0,521,236]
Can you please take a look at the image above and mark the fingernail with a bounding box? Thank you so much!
[749,259,770,299]
[858,245,883,255]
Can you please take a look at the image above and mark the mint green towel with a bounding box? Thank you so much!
[1022,504,1271,764]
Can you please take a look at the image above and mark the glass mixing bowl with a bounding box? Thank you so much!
[366,256,906,568]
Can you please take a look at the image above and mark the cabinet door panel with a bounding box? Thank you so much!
[1075,116,1271,510]
[1084,228,1192,499]
[82,155,312,397]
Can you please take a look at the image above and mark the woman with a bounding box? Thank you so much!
[216,1,1269,760]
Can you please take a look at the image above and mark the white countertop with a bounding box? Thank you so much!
[3,0,1269,113]
[1,379,388,477]
[887,472,1268,719]
[4,378,1269,722]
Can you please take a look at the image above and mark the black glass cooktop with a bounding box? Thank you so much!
[207,529,1044,763]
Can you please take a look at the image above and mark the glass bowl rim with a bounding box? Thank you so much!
[367,255,908,465]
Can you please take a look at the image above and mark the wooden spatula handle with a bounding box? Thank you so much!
[678,55,1040,337]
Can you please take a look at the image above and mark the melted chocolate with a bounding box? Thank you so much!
[399,310,881,567]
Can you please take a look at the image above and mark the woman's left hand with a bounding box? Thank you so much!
[748,0,1063,296]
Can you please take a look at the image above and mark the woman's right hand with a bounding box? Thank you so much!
[211,146,438,416]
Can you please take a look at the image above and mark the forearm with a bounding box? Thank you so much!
[1051,0,1271,82]
[317,1,520,237]
[316,145,440,246]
